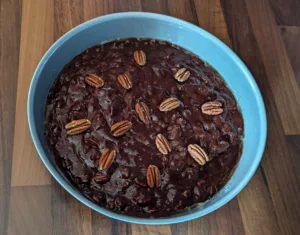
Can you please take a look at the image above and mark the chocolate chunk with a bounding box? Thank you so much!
[134,177,148,188]
[93,172,110,184]
[114,196,128,211]
[121,167,131,179]
[122,180,130,189]
[107,201,115,209]
[136,194,153,206]
[92,192,106,203]
[167,125,181,140]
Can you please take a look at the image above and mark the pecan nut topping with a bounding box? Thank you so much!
[159,97,180,112]
[65,119,91,135]
[133,50,146,66]
[201,101,223,115]
[188,144,209,166]
[155,134,171,155]
[85,74,104,88]
[174,68,190,82]
[117,71,132,89]
[111,120,132,137]
[135,102,151,124]
[98,149,116,170]
[146,165,161,188]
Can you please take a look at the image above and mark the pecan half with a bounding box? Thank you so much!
[65,119,91,135]
[201,101,223,115]
[159,97,180,112]
[188,144,209,166]
[111,120,132,137]
[98,149,116,170]
[135,102,151,124]
[133,50,146,66]
[85,74,104,88]
[174,68,190,82]
[117,71,132,89]
[146,165,161,188]
[155,134,171,155]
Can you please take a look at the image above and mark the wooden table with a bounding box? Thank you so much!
[1,0,300,234]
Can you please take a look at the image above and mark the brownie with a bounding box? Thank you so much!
[45,38,244,218]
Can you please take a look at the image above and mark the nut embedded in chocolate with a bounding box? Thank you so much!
[146,165,161,188]
[135,102,151,124]
[155,134,171,155]
[182,190,192,199]
[85,137,98,147]
[174,68,190,82]
[201,100,223,115]
[159,97,180,112]
[188,144,209,166]
[135,177,148,188]
[93,172,110,184]
[85,74,104,88]
[111,120,132,137]
[133,50,146,66]
[117,71,132,90]
[98,149,116,170]
[65,119,91,135]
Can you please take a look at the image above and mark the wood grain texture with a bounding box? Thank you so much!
[167,0,198,24]
[0,186,3,233]
[188,199,245,235]
[222,0,300,234]
[285,135,300,184]
[83,0,113,20]
[141,0,169,14]
[1,0,300,234]
[237,170,280,235]
[7,186,52,235]
[112,220,132,235]
[11,0,53,186]
[0,0,21,234]
[91,213,113,235]
[54,0,84,39]
[51,180,92,235]
[279,26,300,88]
[269,0,300,26]
[261,103,300,235]
[194,0,231,46]
[245,0,300,135]
[208,199,245,235]
[131,224,171,235]
[171,222,189,235]
[112,0,142,11]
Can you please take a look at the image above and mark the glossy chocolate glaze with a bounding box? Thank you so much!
[45,38,244,218]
